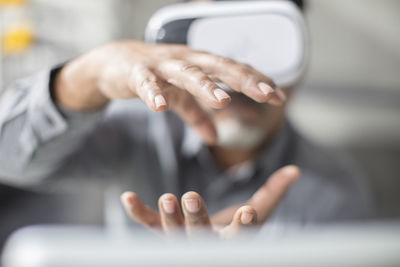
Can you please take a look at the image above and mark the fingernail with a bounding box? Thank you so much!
[258,82,274,95]
[162,199,175,214]
[276,88,287,102]
[121,192,133,206]
[155,95,166,109]
[184,198,200,213]
[213,88,230,102]
[283,165,300,177]
[241,211,254,225]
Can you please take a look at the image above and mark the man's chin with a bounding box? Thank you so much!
[215,117,267,151]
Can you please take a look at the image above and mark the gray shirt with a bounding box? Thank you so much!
[0,67,375,230]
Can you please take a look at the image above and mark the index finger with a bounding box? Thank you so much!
[163,84,217,144]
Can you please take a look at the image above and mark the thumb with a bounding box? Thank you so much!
[249,165,300,224]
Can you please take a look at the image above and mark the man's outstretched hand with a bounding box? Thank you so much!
[121,165,300,239]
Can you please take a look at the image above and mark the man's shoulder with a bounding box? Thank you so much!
[282,128,375,222]
[290,128,363,187]
[98,100,185,148]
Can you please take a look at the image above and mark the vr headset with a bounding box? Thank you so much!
[145,0,308,88]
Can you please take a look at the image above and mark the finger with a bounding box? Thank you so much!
[249,165,300,223]
[186,53,285,105]
[211,165,300,226]
[163,84,217,144]
[158,193,184,235]
[245,64,287,105]
[219,205,257,240]
[131,66,218,144]
[181,191,212,236]
[156,59,231,109]
[121,192,161,228]
[130,65,168,112]
[211,203,242,226]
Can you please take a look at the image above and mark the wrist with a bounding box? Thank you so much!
[53,55,108,111]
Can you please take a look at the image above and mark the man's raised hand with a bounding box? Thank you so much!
[55,41,286,145]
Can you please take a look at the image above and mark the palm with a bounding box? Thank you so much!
[121,165,300,239]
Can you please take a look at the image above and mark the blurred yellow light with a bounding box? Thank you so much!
[2,25,34,55]
[0,0,25,6]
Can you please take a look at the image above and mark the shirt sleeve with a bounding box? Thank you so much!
[0,66,104,187]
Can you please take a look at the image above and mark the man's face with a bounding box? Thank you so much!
[203,89,288,150]
[182,0,300,150]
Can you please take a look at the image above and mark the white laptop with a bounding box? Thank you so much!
[2,223,400,267]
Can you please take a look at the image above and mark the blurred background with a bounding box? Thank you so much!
[0,0,399,256]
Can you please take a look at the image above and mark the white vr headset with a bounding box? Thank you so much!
[145,0,308,88]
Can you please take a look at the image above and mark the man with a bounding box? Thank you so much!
[0,1,373,238]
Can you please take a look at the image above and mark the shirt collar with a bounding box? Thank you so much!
[181,124,203,158]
